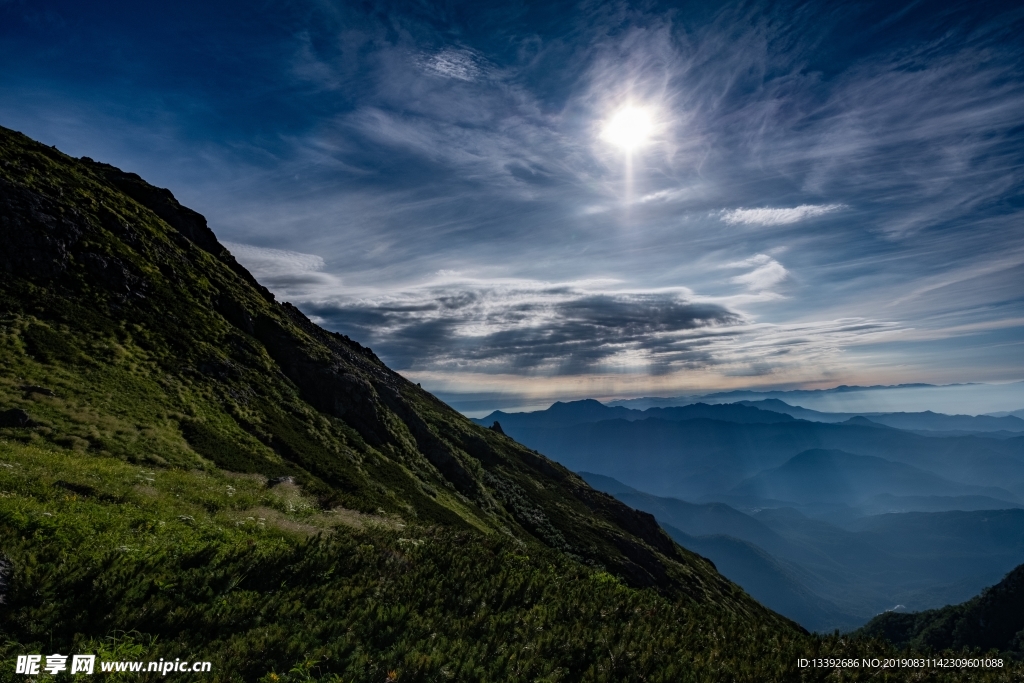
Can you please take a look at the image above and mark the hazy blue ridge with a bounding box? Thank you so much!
[731,449,1020,507]
[740,400,1024,433]
[580,471,1024,632]
[663,525,864,633]
[495,396,1024,432]
[473,399,796,432]
[488,413,1024,502]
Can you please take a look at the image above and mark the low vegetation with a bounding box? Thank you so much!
[1,439,1018,682]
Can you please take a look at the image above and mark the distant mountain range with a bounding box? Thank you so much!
[736,399,1024,433]
[606,384,957,409]
[474,398,1024,632]
[989,408,1024,419]
[480,398,796,430]
[474,400,1024,506]
[482,396,1024,433]
[602,382,1024,417]
[581,472,1024,633]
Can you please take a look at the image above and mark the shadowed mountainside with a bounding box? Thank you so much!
[857,563,1024,657]
[581,472,1024,633]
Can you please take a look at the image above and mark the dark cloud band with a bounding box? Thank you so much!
[304,285,741,374]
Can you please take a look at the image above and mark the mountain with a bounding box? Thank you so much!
[643,403,795,424]
[740,400,1024,433]
[579,472,860,631]
[492,415,1024,503]
[476,398,639,430]
[0,125,832,680]
[857,563,1024,657]
[737,399,853,423]
[731,449,1019,508]
[663,526,863,632]
[855,493,1024,515]
[846,510,1024,561]
[606,382,1024,416]
[989,409,1024,419]
[580,471,797,557]
[0,130,708,579]
[850,411,1024,433]
[902,430,1024,440]
[474,399,795,432]
[605,385,938,410]
[582,472,1024,631]
[758,508,1024,610]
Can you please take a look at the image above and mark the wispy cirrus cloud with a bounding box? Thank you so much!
[4,0,1021,406]
[720,205,846,226]
[418,48,484,82]
[222,242,340,291]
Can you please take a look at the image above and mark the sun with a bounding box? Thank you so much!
[601,105,654,151]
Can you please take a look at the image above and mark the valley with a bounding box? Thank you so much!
[476,399,1024,633]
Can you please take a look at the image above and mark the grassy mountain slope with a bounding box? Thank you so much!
[0,124,1020,680]
[0,438,815,682]
[0,125,741,599]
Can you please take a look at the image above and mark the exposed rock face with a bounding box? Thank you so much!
[0,177,84,280]
[0,409,35,428]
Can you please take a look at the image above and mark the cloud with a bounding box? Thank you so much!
[300,279,742,375]
[5,0,1020,402]
[638,188,695,204]
[224,242,325,273]
[726,254,789,291]
[289,272,905,385]
[224,238,909,392]
[222,242,341,293]
[720,204,846,226]
[418,48,484,82]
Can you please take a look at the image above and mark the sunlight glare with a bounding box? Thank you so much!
[601,106,654,151]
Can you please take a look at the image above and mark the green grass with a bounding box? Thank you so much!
[1,439,1022,682]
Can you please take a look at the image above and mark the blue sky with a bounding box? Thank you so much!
[2,0,1023,413]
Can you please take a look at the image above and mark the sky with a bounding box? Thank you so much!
[2,0,1023,414]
